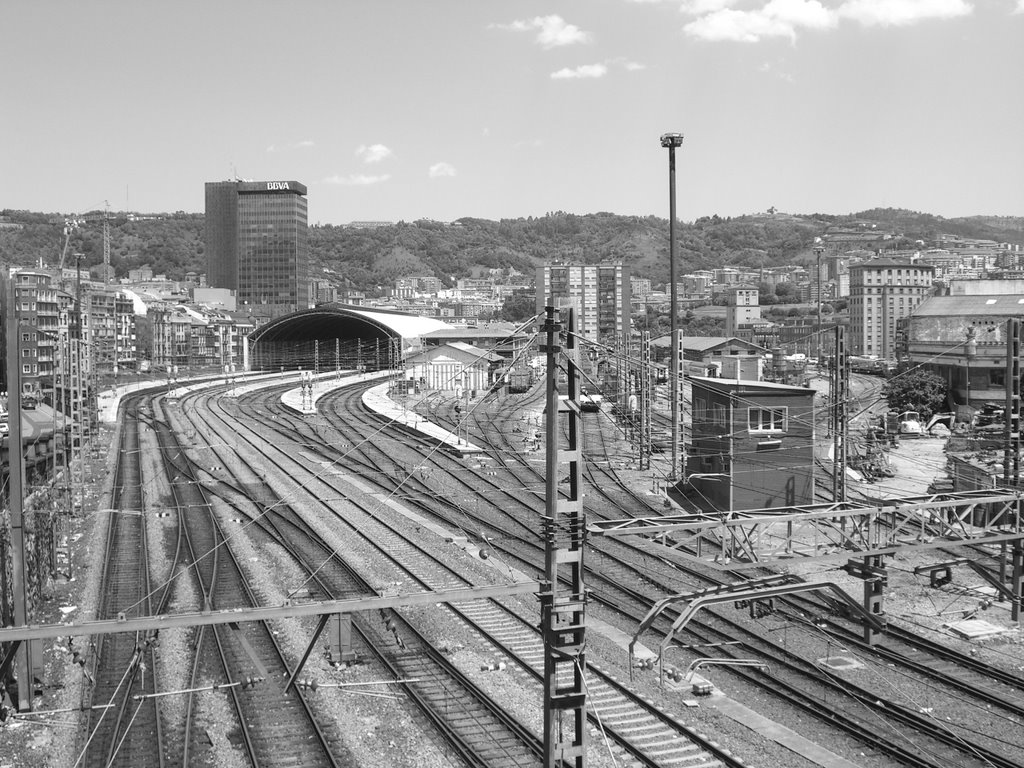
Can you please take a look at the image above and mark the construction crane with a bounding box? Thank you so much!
[102,200,111,286]
[56,201,119,285]
[57,218,80,273]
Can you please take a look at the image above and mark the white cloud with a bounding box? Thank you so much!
[682,0,971,42]
[428,162,457,178]
[323,174,391,186]
[765,0,836,30]
[355,143,393,163]
[679,0,741,13]
[1015,0,1024,14]
[684,0,837,41]
[497,15,591,48]
[551,63,609,79]
[266,140,315,153]
[684,7,799,41]
[759,61,795,81]
[838,0,972,26]
[623,60,647,71]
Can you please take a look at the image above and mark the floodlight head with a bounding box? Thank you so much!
[660,133,684,148]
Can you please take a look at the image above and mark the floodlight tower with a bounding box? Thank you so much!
[813,239,825,367]
[660,132,684,482]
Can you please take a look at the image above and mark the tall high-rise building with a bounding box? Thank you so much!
[205,180,310,316]
[849,259,934,358]
[535,262,630,343]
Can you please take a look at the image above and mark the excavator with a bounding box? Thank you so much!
[897,411,925,437]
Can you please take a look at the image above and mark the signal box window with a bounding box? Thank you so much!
[748,407,787,434]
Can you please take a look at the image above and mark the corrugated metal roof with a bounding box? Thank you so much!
[652,335,768,352]
[422,324,523,339]
[689,376,814,394]
[912,295,1024,317]
[850,259,934,270]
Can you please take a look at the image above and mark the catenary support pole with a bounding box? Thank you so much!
[540,306,587,768]
[4,274,34,710]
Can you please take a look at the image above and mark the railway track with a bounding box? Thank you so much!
[153,400,343,768]
[78,399,166,768]
[171,380,741,768]
[87,372,1024,767]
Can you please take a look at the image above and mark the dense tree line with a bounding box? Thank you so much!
[1,208,1021,292]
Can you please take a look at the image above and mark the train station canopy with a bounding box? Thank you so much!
[250,303,449,344]
[248,303,451,370]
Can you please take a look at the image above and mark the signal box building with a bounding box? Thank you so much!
[205,180,310,318]
[688,377,815,512]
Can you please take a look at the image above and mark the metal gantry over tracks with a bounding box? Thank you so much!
[590,489,1024,642]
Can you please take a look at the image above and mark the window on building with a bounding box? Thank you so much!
[711,403,727,427]
[748,407,787,433]
[694,397,707,421]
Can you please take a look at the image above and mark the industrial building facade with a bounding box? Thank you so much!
[205,180,310,317]
[535,262,630,344]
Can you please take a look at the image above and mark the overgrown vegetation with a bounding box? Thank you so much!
[883,369,949,418]
[2,208,1021,294]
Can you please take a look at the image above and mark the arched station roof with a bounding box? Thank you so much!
[250,303,449,345]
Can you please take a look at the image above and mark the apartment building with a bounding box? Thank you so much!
[849,259,934,358]
[535,262,630,344]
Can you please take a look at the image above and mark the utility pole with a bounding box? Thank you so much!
[832,326,848,502]
[1002,318,1022,623]
[70,255,85,516]
[540,305,586,768]
[4,273,36,710]
[1005,319,1020,489]
[640,331,652,471]
[814,241,825,368]
[102,200,111,286]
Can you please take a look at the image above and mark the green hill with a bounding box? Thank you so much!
[1,208,1021,294]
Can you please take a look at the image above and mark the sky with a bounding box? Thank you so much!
[3,0,1023,226]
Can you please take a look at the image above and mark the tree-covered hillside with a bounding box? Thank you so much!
[2,208,1021,294]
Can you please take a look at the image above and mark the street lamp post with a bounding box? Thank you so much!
[661,132,684,483]
[965,325,977,415]
[813,242,825,367]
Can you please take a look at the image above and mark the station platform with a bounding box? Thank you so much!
[280,373,484,456]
